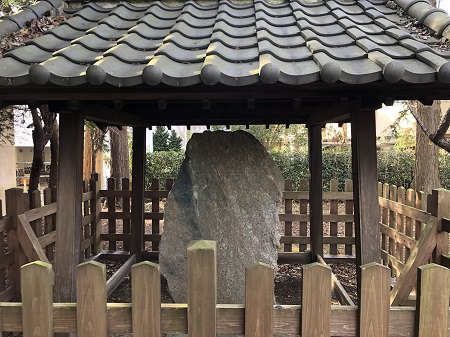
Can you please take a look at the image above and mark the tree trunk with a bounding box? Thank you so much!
[49,119,59,189]
[413,101,441,194]
[110,127,130,189]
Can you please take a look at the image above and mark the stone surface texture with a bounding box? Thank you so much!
[159,130,283,303]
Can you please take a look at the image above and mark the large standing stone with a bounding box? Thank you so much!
[159,130,283,303]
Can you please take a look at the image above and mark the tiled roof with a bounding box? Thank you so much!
[1,0,450,88]
[0,0,62,38]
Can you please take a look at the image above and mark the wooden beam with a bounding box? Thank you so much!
[131,127,146,261]
[351,109,380,268]
[308,124,323,260]
[106,254,136,297]
[54,112,84,302]
[277,252,312,264]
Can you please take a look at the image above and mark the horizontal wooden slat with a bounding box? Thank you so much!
[280,236,354,245]
[82,191,94,202]
[1,303,448,337]
[24,203,57,222]
[379,223,416,250]
[277,252,312,264]
[378,197,435,224]
[0,252,14,269]
[441,255,450,269]
[283,191,354,200]
[38,231,57,248]
[322,254,356,263]
[0,216,12,232]
[442,218,450,233]
[143,234,162,241]
[279,214,354,222]
[100,212,164,220]
[99,190,170,199]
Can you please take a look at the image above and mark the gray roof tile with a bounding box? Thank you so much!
[1,0,450,88]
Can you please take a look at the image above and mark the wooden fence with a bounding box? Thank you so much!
[5,240,450,337]
[100,177,355,258]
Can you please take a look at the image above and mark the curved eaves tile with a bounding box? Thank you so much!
[356,38,415,59]
[177,12,216,29]
[164,32,210,50]
[4,45,52,64]
[183,3,218,19]
[86,24,129,40]
[313,52,382,84]
[293,12,336,26]
[28,1,53,18]
[26,34,68,52]
[4,8,37,28]
[206,42,258,63]
[46,24,86,41]
[359,1,396,15]
[307,41,367,61]
[99,15,138,30]
[346,28,398,46]
[338,18,384,34]
[72,35,116,52]
[129,23,171,39]
[399,38,432,52]
[111,6,148,21]
[259,41,312,62]
[62,16,98,31]
[72,6,111,22]
[143,5,182,19]
[259,53,320,85]
[331,9,372,24]
[398,58,436,83]
[407,2,445,25]
[416,50,450,81]
[118,33,162,51]
[254,3,291,17]
[202,55,259,86]
[53,44,103,65]
[138,14,177,29]
[0,58,30,86]
[216,12,255,28]
[155,43,206,63]
[257,30,306,48]
[423,11,450,36]
[210,31,255,49]
[104,44,155,64]
[301,30,354,46]
[145,56,201,86]
[290,1,330,16]
[0,20,20,38]
[299,21,346,36]
[326,0,364,14]
[87,57,145,86]
[31,57,88,86]
[213,21,255,38]
[257,22,301,38]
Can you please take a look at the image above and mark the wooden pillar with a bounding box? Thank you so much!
[351,109,380,268]
[54,112,84,302]
[131,127,146,261]
[308,124,323,260]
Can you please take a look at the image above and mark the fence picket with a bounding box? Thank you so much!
[345,180,353,255]
[417,264,450,337]
[107,178,117,251]
[301,263,331,337]
[329,179,338,255]
[405,189,415,261]
[396,187,405,263]
[299,179,308,252]
[359,263,389,337]
[21,261,53,337]
[284,180,293,252]
[76,261,107,337]
[245,263,273,337]
[30,190,42,237]
[132,261,161,337]
[188,240,216,337]
[122,178,131,251]
[389,185,397,275]
[151,179,160,251]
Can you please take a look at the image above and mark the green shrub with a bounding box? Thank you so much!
[144,149,450,191]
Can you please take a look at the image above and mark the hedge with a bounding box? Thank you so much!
[145,150,450,191]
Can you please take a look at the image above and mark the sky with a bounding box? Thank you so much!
[440,1,450,12]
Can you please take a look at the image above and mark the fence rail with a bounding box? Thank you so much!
[7,240,450,337]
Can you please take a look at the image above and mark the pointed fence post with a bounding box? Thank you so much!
[359,263,390,337]
[301,263,331,337]
[76,261,107,337]
[187,240,216,337]
[245,263,274,337]
[132,261,161,337]
[21,261,53,337]
[416,264,450,337]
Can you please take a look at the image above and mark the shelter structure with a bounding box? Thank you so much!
[1,0,450,302]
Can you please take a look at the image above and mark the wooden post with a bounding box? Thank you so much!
[122,178,131,251]
[308,124,323,259]
[151,179,160,251]
[284,179,293,252]
[344,180,354,255]
[299,179,308,252]
[5,188,28,297]
[429,189,450,264]
[131,127,146,261]
[43,188,55,261]
[107,177,116,251]
[132,261,161,337]
[54,112,84,302]
[416,264,450,337]
[91,174,101,254]
[359,263,390,337]
[21,261,53,337]
[76,261,107,337]
[351,109,380,268]
[187,240,216,337]
[245,263,274,337]
[329,179,338,255]
[301,263,331,337]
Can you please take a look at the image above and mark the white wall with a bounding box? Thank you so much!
[0,128,17,215]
